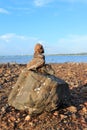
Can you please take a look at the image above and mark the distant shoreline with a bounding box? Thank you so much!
[46,53,87,56]
[0,53,87,57]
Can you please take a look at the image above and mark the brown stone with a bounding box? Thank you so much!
[67,106,77,113]
[8,68,70,116]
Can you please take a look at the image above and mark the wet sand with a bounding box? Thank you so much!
[0,63,87,130]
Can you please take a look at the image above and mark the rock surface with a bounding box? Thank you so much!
[8,68,70,115]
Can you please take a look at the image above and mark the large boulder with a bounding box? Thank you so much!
[8,68,70,116]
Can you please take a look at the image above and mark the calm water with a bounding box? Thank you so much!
[0,55,87,64]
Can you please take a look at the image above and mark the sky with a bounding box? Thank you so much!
[0,0,87,55]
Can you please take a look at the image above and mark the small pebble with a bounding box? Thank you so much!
[67,106,77,113]
[25,115,31,121]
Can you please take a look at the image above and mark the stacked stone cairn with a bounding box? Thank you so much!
[8,44,70,116]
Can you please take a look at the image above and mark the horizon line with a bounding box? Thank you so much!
[0,52,87,56]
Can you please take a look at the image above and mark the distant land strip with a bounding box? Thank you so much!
[45,53,87,56]
[0,53,87,57]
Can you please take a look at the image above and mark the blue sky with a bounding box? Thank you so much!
[0,0,87,55]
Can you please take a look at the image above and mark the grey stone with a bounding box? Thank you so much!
[8,67,70,116]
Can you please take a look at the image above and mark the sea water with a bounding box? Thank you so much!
[0,55,87,64]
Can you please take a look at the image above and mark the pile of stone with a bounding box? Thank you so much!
[8,44,70,116]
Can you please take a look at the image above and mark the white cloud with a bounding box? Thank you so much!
[0,33,15,42]
[0,8,9,14]
[43,34,87,54]
[57,34,87,53]
[33,0,55,7]
[33,0,87,7]
[0,33,43,55]
[0,33,38,43]
[58,34,87,44]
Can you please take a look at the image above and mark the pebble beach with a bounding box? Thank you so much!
[0,63,87,130]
